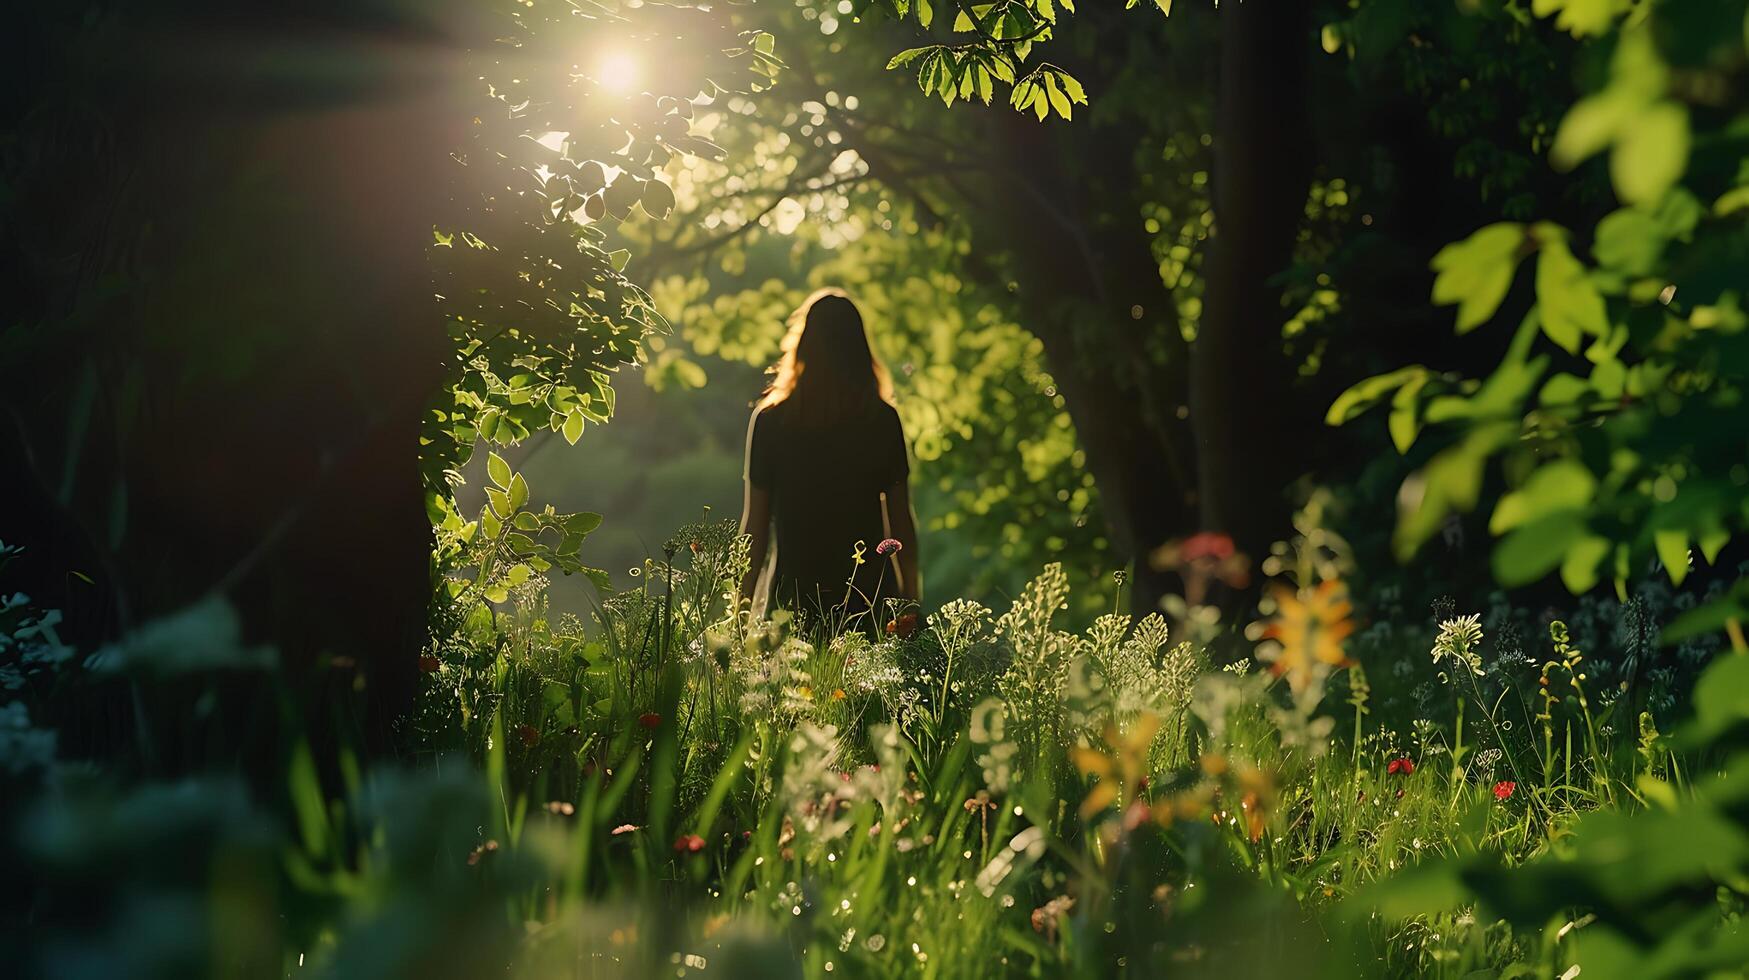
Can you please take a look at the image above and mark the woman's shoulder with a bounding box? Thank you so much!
[752,399,791,425]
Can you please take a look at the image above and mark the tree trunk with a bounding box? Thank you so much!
[1,6,469,765]
[984,111,1200,617]
[1190,0,1317,558]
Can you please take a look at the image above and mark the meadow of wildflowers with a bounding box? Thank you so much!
[7,478,1749,977]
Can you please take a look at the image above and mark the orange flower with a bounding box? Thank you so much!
[1071,713,1161,821]
[1259,579,1355,694]
[1235,764,1277,844]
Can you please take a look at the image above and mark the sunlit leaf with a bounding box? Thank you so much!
[1654,528,1690,585]
[1430,223,1526,333]
[1611,101,1689,205]
[1490,459,1595,534]
[1535,236,1608,354]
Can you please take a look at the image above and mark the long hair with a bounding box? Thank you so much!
[758,287,894,424]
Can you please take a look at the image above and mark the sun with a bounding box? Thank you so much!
[594,51,641,94]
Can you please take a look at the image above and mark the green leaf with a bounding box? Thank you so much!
[1691,652,1749,733]
[562,409,585,445]
[487,452,511,489]
[1535,237,1608,353]
[887,46,934,70]
[1539,372,1591,406]
[1044,73,1071,120]
[508,472,529,511]
[1430,223,1526,333]
[1653,528,1690,585]
[1699,527,1730,565]
[566,512,604,536]
[1561,534,1611,593]
[1552,92,1627,170]
[670,358,708,389]
[1531,0,1630,38]
[1663,583,1749,646]
[1393,422,1515,560]
[1494,512,1588,587]
[1590,357,1625,398]
[1611,101,1689,205]
[1057,71,1087,106]
[1715,186,1749,216]
[1592,208,1663,277]
[640,178,676,220]
[1490,459,1596,534]
[288,741,331,856]
[1387,373,1430,453]
[485,486,513,519]
[1326,366,1429,426]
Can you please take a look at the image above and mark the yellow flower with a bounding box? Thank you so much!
[1071,713,1161,820]
[1259,579,1355,694]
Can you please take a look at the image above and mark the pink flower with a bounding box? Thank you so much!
[876,538,903,556]
[673,834,706,853]
[1493,780,1517,801]
[611,824,639,836]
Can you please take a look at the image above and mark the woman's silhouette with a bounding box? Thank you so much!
[739,288,920,622]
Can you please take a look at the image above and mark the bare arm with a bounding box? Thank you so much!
[739,482,771,604]
[883,480,922,601]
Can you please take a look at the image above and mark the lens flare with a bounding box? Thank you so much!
[594,52,641,94]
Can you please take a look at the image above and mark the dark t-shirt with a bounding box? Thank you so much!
[746,399,909,616]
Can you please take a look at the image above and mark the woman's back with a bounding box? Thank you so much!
[746,398,908,612]
[738,287,920,621]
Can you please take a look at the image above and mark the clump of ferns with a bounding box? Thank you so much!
[995,563,1078,759]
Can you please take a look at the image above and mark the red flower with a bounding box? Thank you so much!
[517,724,541,748]
[418,654,442,674]
[1493,780,1517,801]
[1387,757,1415,776]
[1180,531,1236,562]
[886,612,919,639]
[673,833,705,853]
[637,712,662,729]
[876,538,903,556]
